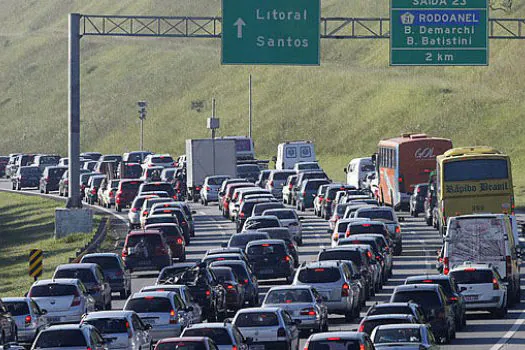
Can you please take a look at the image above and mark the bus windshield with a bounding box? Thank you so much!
[444,159,508,181]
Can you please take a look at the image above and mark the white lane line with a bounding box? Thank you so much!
[489,308,525,350]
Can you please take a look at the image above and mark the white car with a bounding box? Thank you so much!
[233,307,300,350]
[31,324,106,350]
[142,154,175,169]
[262,208,303,245]
[140,285,203,324]
[200,175,230,205]
[28,279,95,325]
[123,292,183,340]
[181,323,249,350]
[81,311,152,350]
[448,263,508,317]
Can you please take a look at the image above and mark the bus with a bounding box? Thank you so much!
[436,146,514,234]
[377,133,453,210]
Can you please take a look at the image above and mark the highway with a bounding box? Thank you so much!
[1,179,525,349]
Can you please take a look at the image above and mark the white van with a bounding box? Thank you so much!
[344,157,375,189]
[442,214,521,305]
[276,141,315,170]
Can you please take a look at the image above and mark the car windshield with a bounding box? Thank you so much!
[356,210,394,221]
[229,234,269,248]
[84,318,128,334]
[156,341,207,350]
[264,210,295,220]
[30,284,77,297]
[373,328,422,344]
[122,164,143,178]
[449,270,494,284]
[298,267,341,283]
[244,219,279,230]
[363,319,410,335]
[210,268,235,281]
[308,340,362,350]
[336,222,351,233]
[247,244,285,256]
[369,306,412,317]
[305,181,329,190]
[235,312,279,327]
[319,250,362,265]
[48,168,66,178]
[265,289,313,304]
[81,256,120,270]
[125,297,172,313]
[126,235,163,255]
[182,328,232,345]
[35,330,87,347]
[4,301,29,316]
[237,165,260,174]
[212,263,249,281]
[54,269,96,283]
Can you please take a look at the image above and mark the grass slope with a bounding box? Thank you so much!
[0,192,97,296]
[0,1,524,202]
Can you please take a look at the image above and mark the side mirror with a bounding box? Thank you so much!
[40,309,48,315]
[192,210,196,214]
[145,324,153,330]
[343,167,347,173]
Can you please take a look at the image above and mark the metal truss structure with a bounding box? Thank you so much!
[80,15,525,39]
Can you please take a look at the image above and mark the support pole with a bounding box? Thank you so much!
[212,98,216,175]
[67,13,82,208]
[140,118,144,151]
[248,74,252,139]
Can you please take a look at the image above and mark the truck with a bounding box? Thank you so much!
[276,141,316,170]
[186,138,237,202]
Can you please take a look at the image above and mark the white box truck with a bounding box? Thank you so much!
[186,138,237,202]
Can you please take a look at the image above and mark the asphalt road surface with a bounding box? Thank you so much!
[2,179,525,349]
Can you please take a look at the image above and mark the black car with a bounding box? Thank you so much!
[390,284,456,344]
[12,166,41,190]
[209,266,244,312]
[409,183,428,217]
[255,170,272,188]
[405,274,467,330]
[236,164,260,183]
[39,166,68,193]
[209,260,259,307]
[225,231,270,250]
[138,182,176,199]
[366,301,427,324]
[156,262,198,284]
[245,239,294,283]
[172,263,227,321]
[257,227,299,268]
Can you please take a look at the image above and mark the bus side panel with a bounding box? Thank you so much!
[379,167,397,207]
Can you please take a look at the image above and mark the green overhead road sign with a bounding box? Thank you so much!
[222,0,321,65]
[390,0,488,66]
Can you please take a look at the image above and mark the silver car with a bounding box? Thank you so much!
[261,208,303,245]
[200,175,231,205]
[140,285,202,324]
[81,311,152,350]
[28,279,96,325]
[123,292,183,341]
[128,195,159,229]
[3,297,48,344]
[371,323,440,349]
[262,286,328,333]
[30,323,107,350]
[265,170,295,199]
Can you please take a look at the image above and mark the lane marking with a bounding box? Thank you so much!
[489,308,525,350]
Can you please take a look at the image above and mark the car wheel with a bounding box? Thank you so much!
[322,320,329,332]
[120,290,127,299]
[493,306,507,318]
[116,205,122,212]
[344,311,354,322]
[45,187,49,194]
[105,299,112,310]
[180,254,186,262]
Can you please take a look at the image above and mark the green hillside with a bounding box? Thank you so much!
[1,1,524,203]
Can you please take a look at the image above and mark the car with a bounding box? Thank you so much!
[262,208,303,245]
[30,324,106,350]
[121,230,172,272]
[128,195,160,229]
[282,175,298,205]
[313,184,331,217]
[28,279,96,325]
[200,175,231,205]
[97,178,120,208]
[235,199,276,232]
[204,248,249,262]
[222,183,255,219]
[250,201,285,218]
[255,169,272,188]
[58,169,91,197]
[335,243,382,293]
[293,170,329,206]
[329,203,354,230]
[140,285,203,324]
[32,155,61,172]
[339,237,388,284]
[80,253,132,299]
[154,337,219,350]
[218,178,250,211]
[233,307,300,350]
[209,260,259,307]
[79,172,98,199]
[115,179,145,212]
[226,231,270,250]
[81,310,152,350]
[202,253,245,267]
[296,179,331,211]
[81,152,103,161]
[39,166,68,193]
[0,156,8,177]
[119,162,144,179]
[349,233,393,279]
[14,154,36,176]
[145,224,186,261]
[140,198,176,226]
[0,299,18,344]
[149,202,196,237]
[143,154,176,169]
[85,175,106,204]
[321,184,356,219]
[123,151,153,164]
[242,215,281,232]
[236,164,260,183]
[389,284,456,343]
[229,188,269,221]
[245,239,295,283]
[409,183,428,217]
[353,206,402,255]
[181,323,249,350]
[293,161,320,172]
[424,183,438,227]
[141,166,164,182]
[155,263,198,285]
[138,182,177,199]
[123,292,184,340]
[358,314,419,336]
[209,266,244,312]
[266,170,295,199]
[405,274,466,329]
[145,212,190,244]
[330,218,362,247]
[371,323,439,350]
[293,260,360,321]
[262,286,328,333]
[3,154,20,178]
[257,228,299,268]
[83,160,98,171]
[449,263,508,318]
[12,166,41,190]
[303,331,375,350]
[52,263,112,311]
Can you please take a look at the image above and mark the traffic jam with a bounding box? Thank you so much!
[0,133,521,350]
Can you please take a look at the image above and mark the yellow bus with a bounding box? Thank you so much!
[436,147,514,235]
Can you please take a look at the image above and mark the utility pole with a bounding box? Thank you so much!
[137,101,147,151]
[248,74,253,139]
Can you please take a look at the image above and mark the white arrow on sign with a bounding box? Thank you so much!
[234,17,246,38]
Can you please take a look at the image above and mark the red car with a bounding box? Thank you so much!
[115,179,144,212]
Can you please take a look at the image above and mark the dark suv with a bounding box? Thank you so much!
[39,166,67,193]
[245,239,294,283]
[390,284,456,344]
[409,183,428,217]
[12,166,41,190]
[122,230,172,272]
[116,179,144,212]
[322,184,356,219]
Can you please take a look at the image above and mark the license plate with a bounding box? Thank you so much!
[137,260,149,266]
[464,295,479,302]
[142,318,156,324]
[260,268,273,274]
[249,345,265,350]
[47,316,61,323]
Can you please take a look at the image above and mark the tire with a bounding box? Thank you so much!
[116,205,122,212]
[493,306,507,318]
[179,254,186,262]
[45,187,49,194]
[321,320,329,332]
[344,311,354,322]
[105,299,112,310]
[120,290,128,299]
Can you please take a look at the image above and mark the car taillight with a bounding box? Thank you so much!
[126,321,132,338]
[169,309,179,324]
[289,184,293,189]
[326,198,331,202]
[25,315,32,324]
[358,323,364,332]
[300,308,316,316]
[91,188,96,194]
[196,186,201,191]
[277,327,286,337]
[121,250,128,257]
[345,229,351,238]
[493,278,500,290]
[269,180,274,187]
[506,256,512,276]
[241,279,249,285]
[109,190,114,197]
[205,290,211,297]
[226,284,235,292]
[395,226,401,234]
[45,177,50,182]
[131,207,138,213]
[232,346,238,350]
[327,337,341,341]
[302,192,306,197]
[71,290,81,307]
[449,296,458,302]
[206,186,211,191]
[283,255,291,262]
[143,210,149,216]
[443,257,449,275]
[341,282,350,297]
[176,237,184,245]
[239,212,245,218]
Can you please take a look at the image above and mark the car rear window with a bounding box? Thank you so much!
[125,297,172,313]
[212,263,249,281]
[244,218,280,230]
[356,210,394,221]
[391,291,441,309]
[264,210,295,220]
[152,156,174,163]
[450,270,494,284]
[142,183,174,194]
[84,318,128,333]
[247,244,286,256]
[81,256,120,270]
[373,327,422,343]
[237,165,260,173]
[48,168,66,178]
[265,289,313,303]
[122,164,143,178]
[235,312,279,327]
[127,234,162,247]
[208,177,228,185]
[35,330,87,347]
[54,269,96,283]
[156,341,207,350]
[298,267,341,283]
[272,172,293,181]
[319,250,362,265]
[148,225,182,238]
[407,279,453,295]
[92,177,104,186]
[29,284,78,297]
[368,306,411,316]
[21,167,40,175]
[348,223,385,234]
[229,234,269,248]
[210,267,236,281]
[363,318,409,335]
[121,181,142,191]
[308,340,362,350]
[305,180,329,190]
[158,266,194,282]
[182,328,232,345]
[4,301,29,316]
